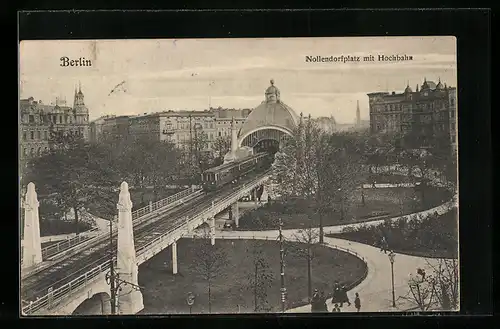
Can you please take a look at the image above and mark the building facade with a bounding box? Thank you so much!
[20,85,90,159]
[89,115,112,143]
[126,109,247,151]
[368,78,457,152]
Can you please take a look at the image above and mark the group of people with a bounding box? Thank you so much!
[310,281,361,313]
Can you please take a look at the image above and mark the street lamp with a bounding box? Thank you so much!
[361,184,365,206]
[104,218,142,315]
[337,188,344,220]
[278,218,287,313]
[388,250,396,308]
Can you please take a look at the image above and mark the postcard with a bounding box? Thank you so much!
[19,37,458,315]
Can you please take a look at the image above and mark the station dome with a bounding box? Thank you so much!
[238,79,299,143]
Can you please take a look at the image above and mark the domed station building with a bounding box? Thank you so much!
[237,79,300,154]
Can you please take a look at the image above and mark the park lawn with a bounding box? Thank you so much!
[327,209,459,259]
[138,239,367,314]
[367,172,413,184]
[236,186,451,231]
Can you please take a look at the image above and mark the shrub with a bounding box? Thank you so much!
[329,208,458,258]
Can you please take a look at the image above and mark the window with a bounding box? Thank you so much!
[218,131,221,137]
[23,131,26,140]
[44,131,48,140]
[30,131,34,140]
[59,116,63,124]
[30,148,34,155]
[37,131,41,139]
[451,111,455,118]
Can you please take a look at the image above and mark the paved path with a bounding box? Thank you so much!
[212,229,440,313]
[206,167,457,313]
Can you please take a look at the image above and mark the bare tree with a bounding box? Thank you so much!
[190,230,229,313]
[404,271,437,311]
[291,225,320,301]
[425,258,459,310]
[403,260,459,312]
[245,241,275,312]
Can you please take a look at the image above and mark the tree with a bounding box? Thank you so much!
[291,225,320,301]
[212,135,231,164]
[190,127,210,174]
[272,116,366,241]
[404,270,437,311]
[22,134,119,234]
[402,259,459,312]
[323,132,367,221]
[245,241,275,312]
[425,258,459,310]
[190,230,229,313]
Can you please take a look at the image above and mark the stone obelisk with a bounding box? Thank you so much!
[22,183,42,269]
[116,182,144,314]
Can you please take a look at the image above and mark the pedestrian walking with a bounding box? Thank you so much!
[320,291,328,312]
[332,303,341,312]
[339,285,350,307]
[311,289,321,313]
[380,236,388,254]
[354,293,361,312]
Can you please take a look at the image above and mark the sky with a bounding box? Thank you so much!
[19,37,457,123]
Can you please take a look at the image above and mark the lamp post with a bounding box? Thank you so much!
[194,123,203,174]
[361,184,365,206]
[104,218,143,315]
[337,188,344,221]
[278,218,287,313]
[388,250,396,308]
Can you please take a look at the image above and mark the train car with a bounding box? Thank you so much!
[201,152,272,192]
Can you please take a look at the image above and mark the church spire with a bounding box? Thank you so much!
[356,100,361,126]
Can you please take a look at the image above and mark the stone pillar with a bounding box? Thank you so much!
[210,217,216,246]
[149,201,153,212]
[116,182,144,315]
[253,188,257,205]
[231,202,240,228]
[172,240,178,275]
[22,182,42,269]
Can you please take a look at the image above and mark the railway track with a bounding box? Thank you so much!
[21,191,207,302]
[21,171,266,303]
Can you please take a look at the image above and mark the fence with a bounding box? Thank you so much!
[22,173,270,315]
[135,172,271,262]
[26,187,198,264]
[194,233,369,312]
[22,259,111,315]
